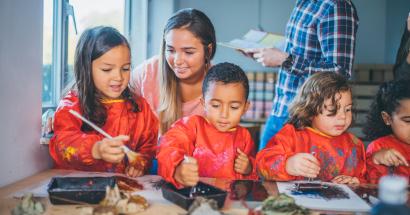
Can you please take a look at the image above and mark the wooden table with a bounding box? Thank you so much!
[0,169,251,215]
[0,169,393,215]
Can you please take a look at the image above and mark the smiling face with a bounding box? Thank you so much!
[164,28,209,84]
[311,91,353,136]
[203,82,249,132]
[91,44,131,99]
[382,99,410,144]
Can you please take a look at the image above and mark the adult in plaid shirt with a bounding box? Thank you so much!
[244,0,359,150]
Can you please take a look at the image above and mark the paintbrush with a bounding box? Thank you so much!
[69,109,141,165]
[183,155,197,198]
[307,151,316,182]
[294,182,329,191]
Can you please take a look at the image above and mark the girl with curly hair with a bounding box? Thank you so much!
[364,80,410,184]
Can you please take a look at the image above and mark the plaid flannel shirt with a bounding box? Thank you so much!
[271,0,359,117]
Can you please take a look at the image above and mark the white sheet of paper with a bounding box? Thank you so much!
[243,29,267,42]
[277,181,371,212]
[219,29,285,51]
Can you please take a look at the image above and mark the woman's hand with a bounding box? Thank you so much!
[92,135,129,163]
[174,156,199,187]
[286,153,320,178]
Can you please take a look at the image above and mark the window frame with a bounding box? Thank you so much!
[43,0,147,110]
[42,0,70,109]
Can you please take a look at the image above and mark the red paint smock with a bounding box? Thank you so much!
[366,135,410,184]
[256,124,367,183]
[157,115,257,188]
[49,91,158,174]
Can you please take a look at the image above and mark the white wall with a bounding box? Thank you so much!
[0,0,52,187]
[175,0,293,71]
[354,0,387,64]
[148,0,175,58]
[173,0,409,68]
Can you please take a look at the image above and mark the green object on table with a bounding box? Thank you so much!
[261,194,309,215]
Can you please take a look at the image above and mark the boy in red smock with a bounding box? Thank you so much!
[157,62,257,188]
[256,72,366,184]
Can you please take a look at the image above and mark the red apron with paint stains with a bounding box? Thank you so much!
[49,91,158,174]
[256,124,367,183]
[366,135,410,184]
[157,115,258,188]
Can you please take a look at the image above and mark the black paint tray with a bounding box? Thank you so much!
[47,176,116,204]
[161,181,227,210]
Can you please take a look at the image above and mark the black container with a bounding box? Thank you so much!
[47,176,116,204]
[161,181,227,210]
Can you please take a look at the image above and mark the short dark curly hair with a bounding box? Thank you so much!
[363,79,410,141]
[202,62,249,100]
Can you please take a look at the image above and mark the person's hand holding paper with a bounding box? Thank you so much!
[219,29,287,67]
[242,47,288,67]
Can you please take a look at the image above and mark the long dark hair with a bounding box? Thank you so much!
[288,72,352,129]
[363,80,410,141]
[74,26,139,131]
[158,8,216,133]
[393,21,410,79]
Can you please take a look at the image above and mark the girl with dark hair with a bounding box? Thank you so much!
[131,8,216,134]
[49,26,158,177]
[256,72,366,184]
[364,80,410,184]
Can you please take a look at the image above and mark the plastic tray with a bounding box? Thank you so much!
[47,176,116,204]
[161,181,227,210]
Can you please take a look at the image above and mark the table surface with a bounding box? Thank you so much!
[0,169,398,215]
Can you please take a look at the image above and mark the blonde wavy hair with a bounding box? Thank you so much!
[157,8,216,134]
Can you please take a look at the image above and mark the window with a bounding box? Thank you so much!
[42,0,54,107]
[65,0,126,88]
[42,0,156,109]
[42,0,128,108]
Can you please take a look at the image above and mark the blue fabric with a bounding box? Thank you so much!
[259,115,288,151]
[149,159,158,175]
[272,0,358,118]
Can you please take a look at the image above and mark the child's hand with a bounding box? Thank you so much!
[286,153,320,178]
[174,156,199,187]
[234,148,252,175]
[372,149,409,167]
[92,135,129,163]
[332,175,360,185]
[125,166,144,178]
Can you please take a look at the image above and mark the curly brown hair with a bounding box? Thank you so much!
[288,72,352,129]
